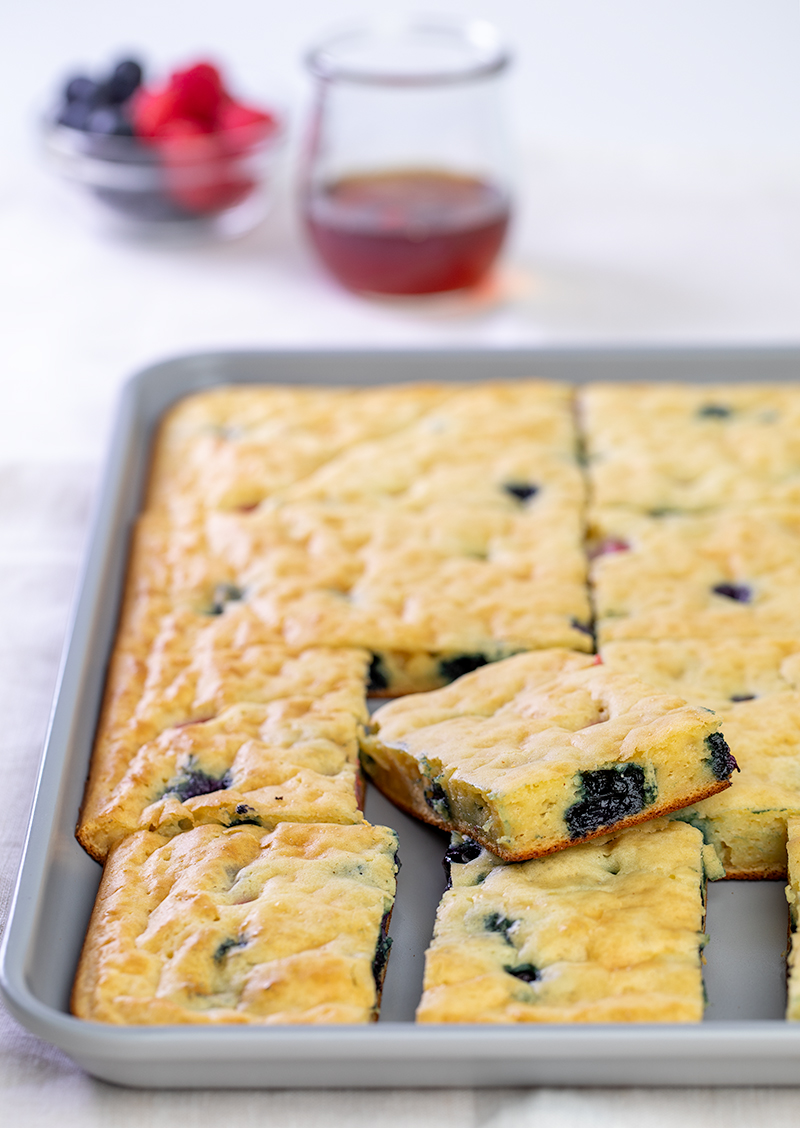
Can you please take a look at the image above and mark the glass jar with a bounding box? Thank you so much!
[302,17,512,295]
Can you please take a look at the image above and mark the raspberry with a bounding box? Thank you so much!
[158,120,253,213]
[170,62,225,125]
[131,87,186,138]
[128,60,277,213]
[219,101,276,132]
[218,101,278,154]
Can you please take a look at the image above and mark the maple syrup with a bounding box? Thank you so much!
[304,169,510,295]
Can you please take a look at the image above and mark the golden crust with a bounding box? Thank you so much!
[79,615,371,861]
[602,639,800,878]
[148,381,577,516]
[591,506,800,645]
[361,651,734,861]
[417,820,711,1023]
[124,501,592,658]
[581,382,800,511]
[71,822,398,1025]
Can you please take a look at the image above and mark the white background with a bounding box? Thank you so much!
[0,0,798,461]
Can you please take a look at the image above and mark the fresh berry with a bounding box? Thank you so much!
[170,62,225,125]
[65,75,101,104]
[58,101,94,129]
[218,101,278,154]
[219,101,276,132]
[107,59,143,103]
[131,86,187,138]
[87,105,134,136]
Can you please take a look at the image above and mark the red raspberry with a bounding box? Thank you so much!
[131,87,185,138]
[218,101,278,154]
[158,118,253,213]
[169,62,225,126]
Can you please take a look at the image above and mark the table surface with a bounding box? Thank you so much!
[2,0,800,1121]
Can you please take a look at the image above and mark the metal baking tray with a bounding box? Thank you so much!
[4,346,800,1088]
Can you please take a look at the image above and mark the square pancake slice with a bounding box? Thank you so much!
[602,639,800,878]
[590,506,800,646]
[123,497,593,693]
[148,380,578,517]
[417,819,721,1023]
[71,821,399,1025]
[79,629,371,862]
[360,650,737,862]
[581,382,800,512]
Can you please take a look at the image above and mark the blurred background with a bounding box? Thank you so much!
[1,0,799,461]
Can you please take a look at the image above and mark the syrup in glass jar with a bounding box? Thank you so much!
[305,169,510,294]
[303,19,512,295]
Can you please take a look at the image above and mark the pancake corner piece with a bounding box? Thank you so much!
[360,650,738,862]
[417,819,721,1023]
[71,821,399,1024]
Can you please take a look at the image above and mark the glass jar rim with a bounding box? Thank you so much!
[305,17,511,86]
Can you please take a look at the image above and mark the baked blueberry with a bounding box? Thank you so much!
[730,693,756,703]
[442,837,482,888]
[484,913,516,943]
[206,582,245,615]
[214,936,246,962]
[712,582,751,603]
[565,764,650,839]
[503,482,539,502]
[570,618,594,638]
[424,781,451,819]
[504,963,538,983]
[439,653,489,681]
[367,653,389,692]
[705,732,738,780]
[589,537,630,559]
[372,912,393,987]
[444,838,482,868]
[165,766,231,802]
[228,802,261,827]
[698,404,732,418]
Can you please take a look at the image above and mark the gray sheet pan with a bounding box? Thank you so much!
[3,346,800,1088]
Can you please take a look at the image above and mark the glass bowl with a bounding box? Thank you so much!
[42,115,284,239]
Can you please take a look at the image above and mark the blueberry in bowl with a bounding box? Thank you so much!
[43,57,283,236]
